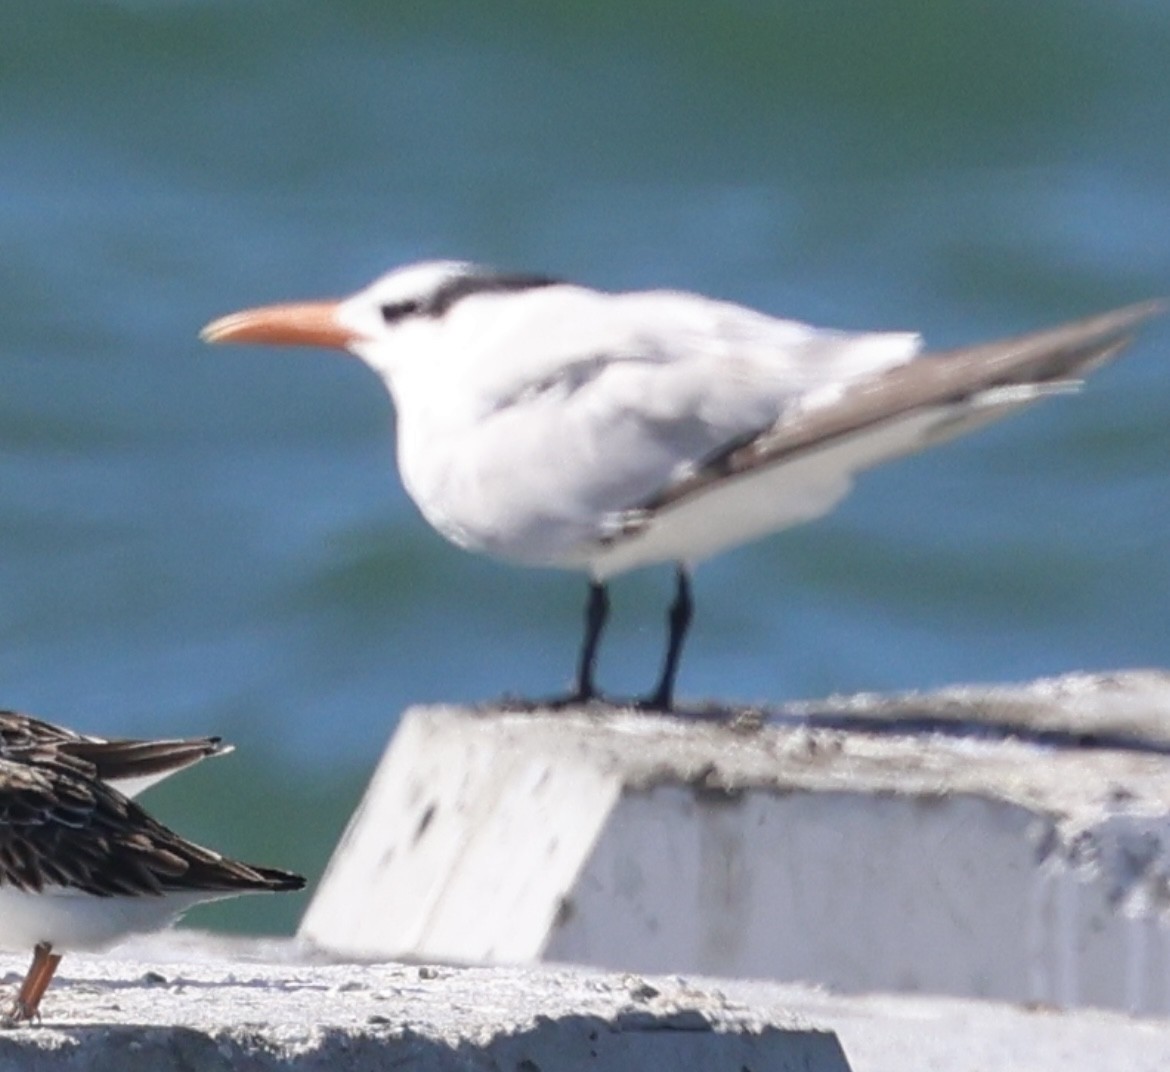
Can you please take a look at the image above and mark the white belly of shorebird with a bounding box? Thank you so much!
[0,885,229,952]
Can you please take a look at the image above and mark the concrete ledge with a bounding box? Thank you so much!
[4,939,1170,1071]
[0,941,845,1071]
[300,670,1170,1014]
[786,668,1170,748]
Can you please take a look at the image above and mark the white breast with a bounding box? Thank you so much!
[0,884,231,953]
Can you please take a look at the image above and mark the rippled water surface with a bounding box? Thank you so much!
[2,1,1168,933]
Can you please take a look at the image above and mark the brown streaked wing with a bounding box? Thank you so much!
[0,710,228,785]
[0,711,87,752]
[0,757,303,898]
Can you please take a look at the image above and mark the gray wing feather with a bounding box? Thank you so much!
[635,299,1165,518]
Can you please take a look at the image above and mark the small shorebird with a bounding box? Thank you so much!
[202,263,1163,709]
[0,709,230,799]
[0,716,304,1025]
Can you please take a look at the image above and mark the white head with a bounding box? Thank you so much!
[201,260,561,381]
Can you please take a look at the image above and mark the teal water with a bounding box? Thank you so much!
[1,2,1168,934]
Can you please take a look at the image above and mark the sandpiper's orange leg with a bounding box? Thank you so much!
[5,943,62,1025]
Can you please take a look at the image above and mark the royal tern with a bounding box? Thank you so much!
[202,262,1162,709]
[0,724,303,1025]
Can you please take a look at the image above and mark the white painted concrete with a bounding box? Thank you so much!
[546,787,1170,1014]
[299,671,1170,1015]
[0,939,850,1071]
[6,933,1170,1071]
[300,706,622,962]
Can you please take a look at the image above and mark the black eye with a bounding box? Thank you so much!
[380,300,421,324]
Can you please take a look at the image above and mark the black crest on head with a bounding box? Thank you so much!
[380,267,562,326]
[424,270,562,317]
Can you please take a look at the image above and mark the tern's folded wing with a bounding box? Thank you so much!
[407,287,920,563]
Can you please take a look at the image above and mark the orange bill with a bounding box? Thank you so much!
[200,301,353,350]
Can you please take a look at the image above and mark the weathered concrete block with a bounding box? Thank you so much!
[12,939,1170,1071]
[299,671,1170,1015]
[0,945,850,1072]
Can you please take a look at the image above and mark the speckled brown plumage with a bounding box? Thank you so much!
[0,754,301,899]
[0,709,229,789]
[0,715,304,1026]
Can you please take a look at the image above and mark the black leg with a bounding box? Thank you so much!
[641,566,692,711]
[497,579,609,711]
[573,580,609,702]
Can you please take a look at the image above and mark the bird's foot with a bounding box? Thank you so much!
[1,998,40,1029]
[493,689,681,714]
[633,689,673,714]
[493,688,612,713]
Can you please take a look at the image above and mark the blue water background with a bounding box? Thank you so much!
[1,1,1169,933]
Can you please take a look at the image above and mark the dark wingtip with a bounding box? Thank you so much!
[261,867,308,892]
